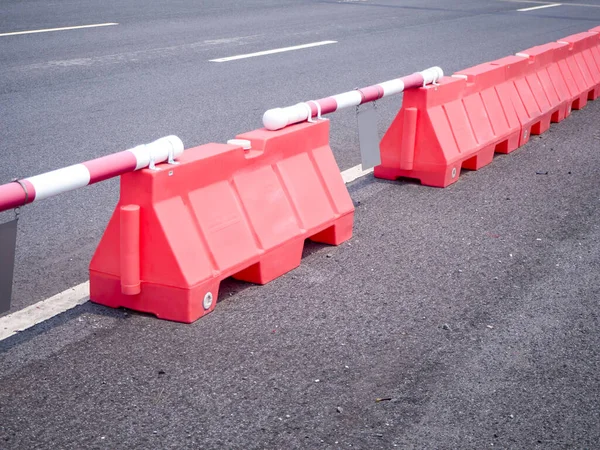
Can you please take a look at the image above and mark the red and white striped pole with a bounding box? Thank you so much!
[262,66,443,131]
[0,135,184,214]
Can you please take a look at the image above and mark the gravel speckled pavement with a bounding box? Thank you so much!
[1,87,599,450]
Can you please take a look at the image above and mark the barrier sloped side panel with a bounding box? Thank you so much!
[456,61,522,153]
[554,34,596,109]
[517,43,572,126]
[552,43,586,110]
[585,29,600,86]
[495,54,554,139]
[560,32,600,101]
[588,29,600,77]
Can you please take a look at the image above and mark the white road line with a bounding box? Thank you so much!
[0,23,118,37]
[0,282,89,341]
[503,0,600,7]
[341,164,374,183]
[0,162,372,341]
[517,3,562,11]
[210,40,337,62]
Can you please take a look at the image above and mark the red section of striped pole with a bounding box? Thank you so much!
[85,151,138,184]
[358,85,385,103]
[402,72,426,89]
[0,181,36,212]
[309,97,338,116]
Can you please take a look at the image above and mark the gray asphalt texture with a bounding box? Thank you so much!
[1,0,600,448]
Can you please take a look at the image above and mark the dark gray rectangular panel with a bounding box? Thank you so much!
[0,219,18,314]
[357,106,381,170]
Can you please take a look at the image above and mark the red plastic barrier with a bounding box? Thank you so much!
[375,29,600,188]
[89,120,354,323]
[375,65,522,188]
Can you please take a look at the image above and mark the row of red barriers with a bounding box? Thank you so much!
[375,27,600,187]
[88,28,599,323]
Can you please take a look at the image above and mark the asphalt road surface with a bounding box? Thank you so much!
[1,0,600,448]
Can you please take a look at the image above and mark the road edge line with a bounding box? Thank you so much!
[0,282,89,341]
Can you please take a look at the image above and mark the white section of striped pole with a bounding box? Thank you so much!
[263,103,312,131]
[127,135,184,170]
[26,164,91,201]
[378,79,405,97]
[330,90,363,109]
[420,67,444,85]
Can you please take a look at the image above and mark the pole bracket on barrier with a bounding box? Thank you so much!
[306,101,323,120]
[167,142,180,166]
[303,103,315,123]
[148,148,159,171]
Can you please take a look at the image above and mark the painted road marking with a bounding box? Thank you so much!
[0,23,118,38]
[0,163,372,341]
[517,3,562,11]
[0,282,89,341]
[341,164,374,184]
[502,0,600,8]
[210,40,337,62]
